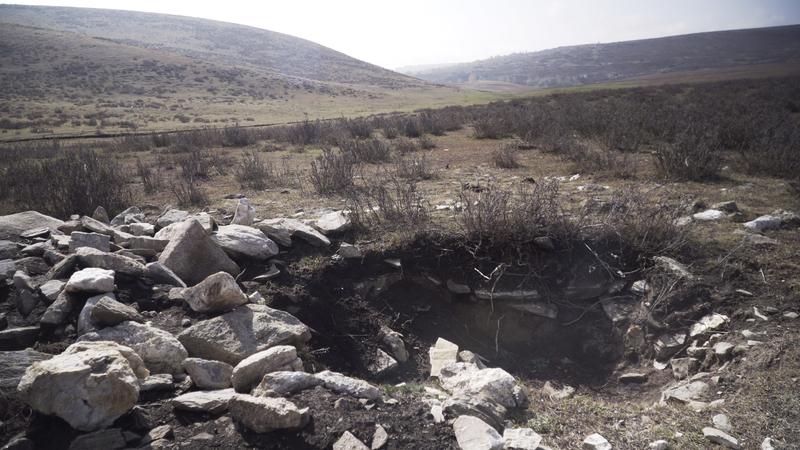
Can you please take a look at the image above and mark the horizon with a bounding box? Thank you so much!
[4,0,800,70]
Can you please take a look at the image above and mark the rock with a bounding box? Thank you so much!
[314,210,351,235]
[761,438,776,450]
[502,428,542,450]
[141,425,174,445]
[75,247,146,277]
[670,357,699,380]
[315,370,381,400]
[648,440,669,450]
[68,428,126,450]
[452,415,503,450]
[80,215,116,236]
[654,332,686,360]
[21,241,52,257]
[0,211,63,240]
[447,279,472,295]
[713,413,732,432]
[17,342,144,431]
[12,270,35,292]
[702,427,740,449]
[690,313,729,337]
[139,373,174,392]
[654,256,694,280]
[177,304,311,365]
[458,351,486,369]
[77,293,115,334]
[211,225,279,261]
[46,254,78,280]
[533,236,555,251]
[228,394,309,432]
[474,289,541,302]
[180,271,248,313]
[337,242,362,259]
[443,396,506,431]
[16,290,38,317]
[429,337,459,377]
[693,209,726,221]
[231,199,256,226]
[0,312,6,331]
[619,372,648,384]
[40,291,80,326]
[713,342,735,359]
[0,240,18,259]
[231,345,298,393]
[144,262,186,287]
[172,389,236,414]
[440,363,528,409]
[497,302,557,319]
[157,219,239,286]
[582,433,611,450]
[252,371,322,397]
[0,349,52,390]
[69,231,111,252]
[90,206,110,224]
[109,206,142,226]
[38,279,65,303]
[256,218,330,247]
[90,296,145,327]
[80,321,187,375]
[743,210,799,232]
[182,358,233,390]
[156,210,189,229]
[369,349,399,377]
[128,236,169,252]
[66,268,115,294]
[0,326,40,351]
[542,381,575,400]
[129,222,155,236]
[333,431,370,450]
[13,257,50,276]
[661,380,710,404]
[784,311,799,319]
[154,213,215,240]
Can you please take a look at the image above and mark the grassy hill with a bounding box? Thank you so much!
[403,25,800,90]
[0,5,499,139]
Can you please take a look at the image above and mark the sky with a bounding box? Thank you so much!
[8,0,800,69]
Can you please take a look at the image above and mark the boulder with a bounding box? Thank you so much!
[154,212,215,240]
[17,341,144,431]
[0,211,63,240]
[452,415,503,450]
[91,206,110,224]
[369,349,399,377]
[182,358,233,390]
[180,271,248,313]
[156,210,189,229]
[689,313,729,337]
[256,218,330,247]
[129,222,155,237]
[16,290,39,317]
[429,337,459,377]
[713,413,732,432]
[90,297,145,327]
[38,279,65,303]
[333,431,369,450]
[0,326,40,350]
[654,332,686,360]
[379,326,408,363]
[211,225,279,261]
[0,240,18,259]
[69,232,110,252]
[66,268,115,294]
[231,199,256,226]
[314,370,381,400]
[68,428,126,450]
[75,247,146,277]
[743,210,799,232]
[0,349,52,391]
[228,394,310,432]
[77,293,116,335]
[46,254,78,280]
[693,209,726,221]
[583,433,612,450]
[157,219,239,286]
[372,425,389,450]
[172,389,236,414]
[110,206,143,226]
[80,215,115,236]
[80,321,188,375]
[144,262,186,287]
[502,428,543,450]
[703,427,740,449]
[40,291,80,326]
[670,357,699,380]
[661,380,710,405]
[231,345,298,393]
[139,373,174,392]
[439,363,528,409]
[128,236,169,252]
[177,304,311,365]
[252,371,321,398]
[314,210,351,235]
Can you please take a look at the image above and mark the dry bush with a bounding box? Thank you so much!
[561,139,635,178]
[491,145,521,169]
[6,149,132,218]
[347,171,428,228]
[340,138,391,164]
[739,118,800,181]
[222,123,254,147]
[472,114,511,139]
[136,158,161,194]
[401,117,423,138]
[383,125,399,140]
[395,153,436,181]
[309,148,357,195]
[655,126,723,181]
[345,117,374,139]
[235,150,273,189]
[418,135,437,150]
[393,137,418,154]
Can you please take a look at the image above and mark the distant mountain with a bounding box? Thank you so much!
[403,25,800,89]
[0,5,463,137]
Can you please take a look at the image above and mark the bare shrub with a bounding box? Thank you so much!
[347,171,428,228]
[222,123,254,147]
[395,153,436,181]
[235,150,273,189]
[383,125,399,140]
[562,140,635,178]
[393,137,418,154]
[341,138,391,164]
[739,118,800,180]
[309,148,357,195]
[401,117,423,138]
[136,158,161,194]
[472,114,511,139]
[418,135,437,150]
[345,117,374,139]
[491,145,521,169]
[655,126,723,181]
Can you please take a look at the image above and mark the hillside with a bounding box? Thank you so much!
[0,5,491,138]
[403,25,800,89]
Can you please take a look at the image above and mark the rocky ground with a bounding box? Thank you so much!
[1,181,799,449]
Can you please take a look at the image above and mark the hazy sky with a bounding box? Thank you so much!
[10,0,800,68]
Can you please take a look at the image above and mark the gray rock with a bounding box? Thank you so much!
[693,209,726,221]
[232,345,298,393]
[439,363,528,409]
[40,291,80,326]
[0,240,18,259]
[182,358,233,390]
[212,225,278,261]
[583,433,611,450]
[429,337,459,377]
[231,199,256,226]
[80,215,115,236]
[714,342,736,359]
[69,231,110,252]
[0,211,63,240]
[371,425,388,450]
[140,425,174,445]
[458,350,487,369]
[90,297,145,327]
[542,381,575,400]
[711,201,738,213]
[154,213,215,240]
[11,257,49,276]
[181,271,249,313]
[16,290,38,317]
[68,428,125,450]
[713,413,732,432]
[0,349,52,390]
[337,242,362,259]
[65,268,115,294]
[128,236,169,252]
[91,206,110,224]
[256,218,330,247]
[369,349,398,377]
[20,241,52,257]
[157,219,239,286]
[38,279,65,304]
[690,313,729,337]
[80,321,187,375]
[670,357,699,380]
[442,396,506,432]
[77,293,113,335]
[75,247,146,277]
[229,395,309,434]
[252,371,322,398]
[380,326,408,363]
[648,440,669,450]
[654,256,694,280]
[17,341,144,431]
[744,210,799,232]
[139,373,174,392]
[502,428,543,450]
[172,389,235,414]
[333,431,369,450]
[654,332,686,360]
[45,254,78,280]
[156,210,189,229]
[761,438,776,450]
[12,270,35,292]
[314,211,351,235]
[110,206,143,226]
[661,380,710,404]
[129,222,155,237]
[177,304,311,365]
[452,415,503,450]
[702,427,740,449]
[619,372,648,384]
[144,262,186,287]
[315,370,381,400]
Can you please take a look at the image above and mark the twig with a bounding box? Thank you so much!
[495,314,505,355]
